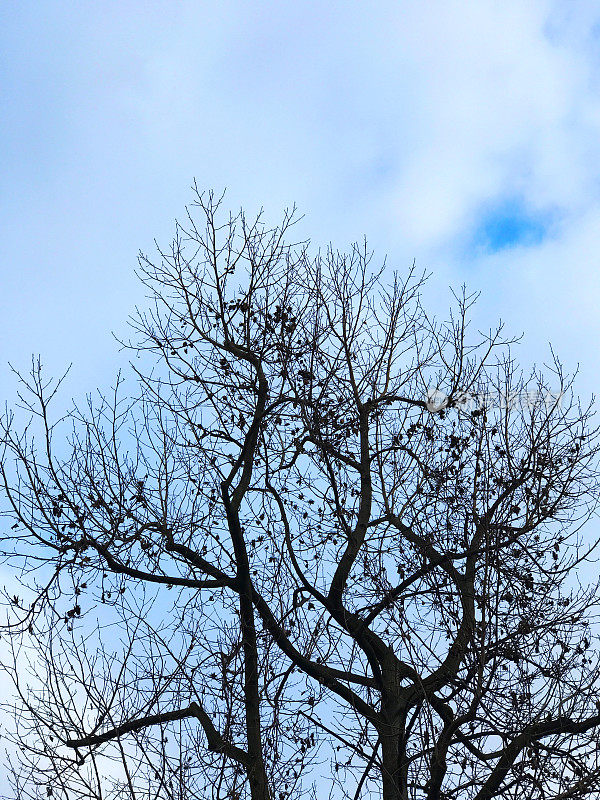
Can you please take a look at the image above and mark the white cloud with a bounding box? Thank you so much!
[367,2,596,247]
[1,2,598,446]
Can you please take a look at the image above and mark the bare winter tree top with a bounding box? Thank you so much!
[1,188,600,800]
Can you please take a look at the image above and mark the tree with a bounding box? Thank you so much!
[1,189,600,800]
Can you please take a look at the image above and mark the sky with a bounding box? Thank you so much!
[2,0,600,404]
[1,0,600,793]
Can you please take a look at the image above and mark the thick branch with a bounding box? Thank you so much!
[79,535,233,590]
[66,701,250,767]
[328,406,372,605]
[475,713,600,800]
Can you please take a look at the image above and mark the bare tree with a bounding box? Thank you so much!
[1,189,600,800]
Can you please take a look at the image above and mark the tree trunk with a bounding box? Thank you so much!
[380,726,405,800]
[379,653,409,800]
[223,485,271,800]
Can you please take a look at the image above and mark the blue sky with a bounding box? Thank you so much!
[471,197,556,251]
[2,1,600,404]
[2,0,600,791]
